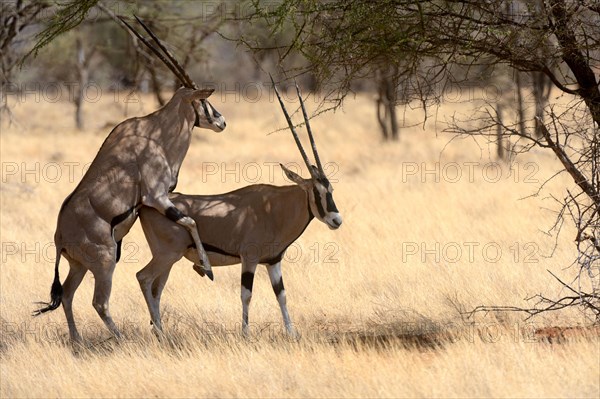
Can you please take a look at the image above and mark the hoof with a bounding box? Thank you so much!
[192,264,205,277]
[205,269,214,281]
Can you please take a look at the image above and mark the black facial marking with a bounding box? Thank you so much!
[312,187,326,218]
[241,272,254,291]
[272,278,285,297]
[201,100,213,123]
[325,192,338,213]
[166,206,185,222]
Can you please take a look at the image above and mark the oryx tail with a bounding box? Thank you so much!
[33,247,63,315]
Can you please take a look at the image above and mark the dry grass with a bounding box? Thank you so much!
[1,91,598,398]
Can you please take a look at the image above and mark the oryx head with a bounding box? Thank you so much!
[120,16,226,132]
[194,95,226,132]
[271,76,342,230]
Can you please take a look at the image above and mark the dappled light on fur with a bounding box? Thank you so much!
[2,93,598,397]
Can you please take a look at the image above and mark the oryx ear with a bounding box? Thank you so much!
[280,163,305,184]
[189,88,215,101]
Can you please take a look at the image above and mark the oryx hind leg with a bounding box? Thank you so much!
[61,259,87,343]
[136,253,180,335]
[240,257,258,336]
[88,246,122,339]
[266,262,295,336]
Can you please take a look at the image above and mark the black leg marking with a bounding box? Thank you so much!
[115,240,122,263]
[241,272,254,292]
[166,205,185,222]
[272,278,285,297]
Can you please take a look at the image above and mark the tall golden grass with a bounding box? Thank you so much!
[1,90,598,398]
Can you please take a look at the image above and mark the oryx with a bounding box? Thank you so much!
[34,17,226,343]
[136,78,342,336]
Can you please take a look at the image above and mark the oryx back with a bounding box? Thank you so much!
[139,184,313,266]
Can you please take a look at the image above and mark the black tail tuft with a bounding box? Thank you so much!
[33,250,63,316]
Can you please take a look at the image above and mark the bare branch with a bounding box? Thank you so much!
[537,116,600,207]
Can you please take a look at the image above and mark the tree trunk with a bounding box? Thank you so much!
[74,37,95,131]
[375,66,399,141]
[549,0,600,127]
[387,66,399,140]
[514,71,526,137]
[75,37,87,131]
[376,95,389,140]
[496,103,504,160]
[532,71,553,137]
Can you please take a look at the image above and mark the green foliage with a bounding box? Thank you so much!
[25,0,99,62]
[243,0,432,102]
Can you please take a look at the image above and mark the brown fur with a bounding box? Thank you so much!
[37,88,223,342]
[136,165,341,336]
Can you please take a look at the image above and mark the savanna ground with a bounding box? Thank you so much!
[1,87,599,398]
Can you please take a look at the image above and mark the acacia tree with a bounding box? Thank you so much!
[5,0,227,126]
[12,0,600,319]
[246,0,600,320]
[0,0,50,123]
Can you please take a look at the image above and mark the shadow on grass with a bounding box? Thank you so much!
[2,311,598,358]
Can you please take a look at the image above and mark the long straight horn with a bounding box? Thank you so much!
[295,83,324,174]
[270,74,315,177]
[118,16,190,88]
[133,16,198,89]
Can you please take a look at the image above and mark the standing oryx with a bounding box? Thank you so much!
[136,78,342,336]
[34,17,226,343]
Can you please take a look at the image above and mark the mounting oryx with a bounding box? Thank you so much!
[136,77,342,337]
[34,17,226,343]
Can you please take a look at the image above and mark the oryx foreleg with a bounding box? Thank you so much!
[240,257,258,336]
[142,194,214,280]
[267,261,295,336]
